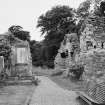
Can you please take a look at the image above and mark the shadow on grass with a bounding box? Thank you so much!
[50,75,84,91]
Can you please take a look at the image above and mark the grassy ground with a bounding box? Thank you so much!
[32,67,54,76]
[0,84,35,105]
[33,67,84,91]
[33,67,87,105]
[0,67,85,105]
[50,75,84,91]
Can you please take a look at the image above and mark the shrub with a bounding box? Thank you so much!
[44,60,54,69]
[69,64,84,80]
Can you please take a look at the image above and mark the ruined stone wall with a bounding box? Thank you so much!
[78,49,105,81]
[54,42,71,70]
[79,13,105,82]
[54,33,79,70]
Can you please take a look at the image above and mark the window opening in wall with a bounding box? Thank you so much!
[60,50,68,58]
[70,51,74,58]
[86,41,93,50]
[60,52,66,58]
[94,45,96,49]
[102,42,104,48]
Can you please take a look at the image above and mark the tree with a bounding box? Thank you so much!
[8,25,23,33]
[77,0,91,18]
[76,0,91,35]
[76,0,105,35]
[30,40,45,67]
[37,5,76,36]
[8,25,30,41]
[37,6,77,68]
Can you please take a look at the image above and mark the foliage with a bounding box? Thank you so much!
[0,36,12,72]
[30,40,43,66]
[37,5,77,35]
[43,60,54,68]
[99,1,105,16]
[36,5,77,68]
[0,44,11,58]
[77,0,91,18]
[69,64,84,80]
[77,0,105,32]
[8,25,23,33]
[8,25,30,41]
[37,5,77,43]
[76,0,91,36]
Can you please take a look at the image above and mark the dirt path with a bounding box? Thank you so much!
[30,76,79,105]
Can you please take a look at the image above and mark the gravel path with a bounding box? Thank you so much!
[30,76,79,105]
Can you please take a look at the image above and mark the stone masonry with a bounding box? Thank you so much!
[54,33,80,76]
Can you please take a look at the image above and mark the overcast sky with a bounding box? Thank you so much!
[0,0,85,41]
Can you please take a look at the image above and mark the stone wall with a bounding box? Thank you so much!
[79,13,105,82]
[78,49,105,81]
[54,33,79,71]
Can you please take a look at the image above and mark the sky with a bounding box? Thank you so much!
[0,0,85,41]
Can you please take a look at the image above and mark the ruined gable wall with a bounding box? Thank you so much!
[54,33,80,70]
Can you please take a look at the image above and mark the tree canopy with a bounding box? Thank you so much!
[8,25,30,41]
[37,6,77,44]
[77,0,91,18]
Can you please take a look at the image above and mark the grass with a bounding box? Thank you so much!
[0,85,35,105]
[32,67,54,76]
[33,67,84,91]
[50,75,84,91]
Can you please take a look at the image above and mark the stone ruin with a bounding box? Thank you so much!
[54,0,105,81]
[54,0,105,103]
[79,14,105,82]
[54,33,80,76]
[77,1,105,103]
